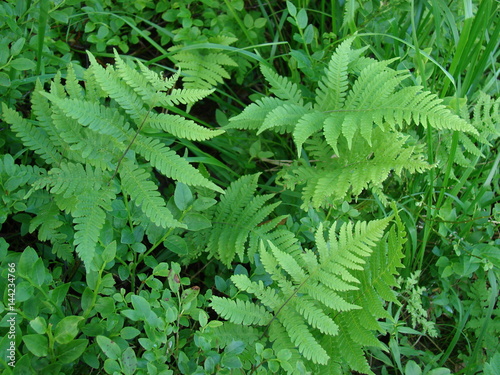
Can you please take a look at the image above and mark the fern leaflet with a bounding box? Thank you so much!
[210,215,402,371]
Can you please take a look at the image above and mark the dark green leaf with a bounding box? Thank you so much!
[18,247,38,280]
[10,37,26,56]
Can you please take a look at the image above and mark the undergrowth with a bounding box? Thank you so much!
[0,0,498,374]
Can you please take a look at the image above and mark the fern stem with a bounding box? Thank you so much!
[109,107,152,184]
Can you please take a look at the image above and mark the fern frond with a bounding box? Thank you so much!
[73,187,115,270]
[211,322,260,348]
[118,160,184,229]
[133,135,222,192]
[440,93,499,168]
[49,71,66,98]
[228,41,479,208]
[281,129,430,208]
[42,94,131,143]
[225,97,285,130]
[162,88,215,107]
[114,50,161,108]
[314,38,354,111]
[171,48,237,90]
[146,112,223,141]
[231,276,283,310]
[138,62,180,93]
[29,200,64,241]
[260,64,303,105]
[211,217,394,367]
[5,50,221,272]
[210,297,273,326]
[34,162,106,198]
[64,64,84,100]
[1,103,63,165]
[268,321,307,373]
[0,154,46,191]
[279,305,330,364]
[206,174,281,265]
[293,112,328,153]
[258,103,311,135]
[31,80,79,162]
[247,224,301,264]
[87,52,147,123]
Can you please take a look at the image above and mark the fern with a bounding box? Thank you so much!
[1,52,222,269]
[210,213,406,372]
[226,38,478,208]
[118,160,184,229]
[169,36,239,90]
[0,154,47,224]
[1,104,63,165]
[205,174,293,266]
[30,162,116,269]
[439,93,499,170]
[280,128,431,208]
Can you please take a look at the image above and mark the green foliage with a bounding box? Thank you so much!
[211,213,406,373]
[204,174,293,266]
[1,52,222,269]
[0,1,497,374]
[439,93,499,170]
[227,38,477,208]
[169,36,241,90]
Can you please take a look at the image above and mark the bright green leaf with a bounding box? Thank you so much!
[54,316,84,345]
[23,334,48,357]
[10,38,25,56]
[174,182,194,211]
[97,335,122,360]
[184,212,211,231]
[30,317,47,335]
[10,58,36,71]
[57,339,88,364]
[121,347,137,375]
[296,9,308,29]
[102,241,117,264]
